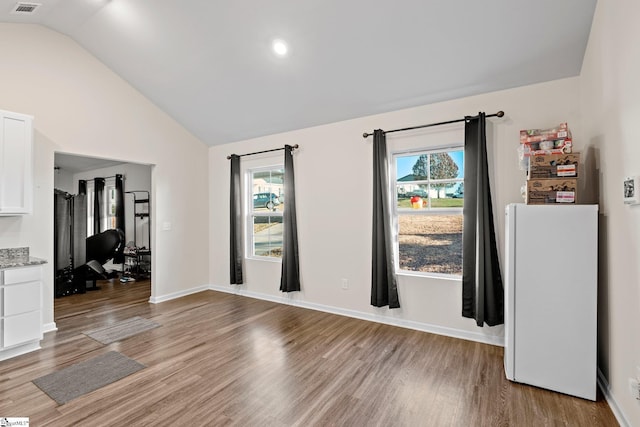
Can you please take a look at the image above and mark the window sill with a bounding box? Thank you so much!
[396,270,462,282]
[246,256,282,264]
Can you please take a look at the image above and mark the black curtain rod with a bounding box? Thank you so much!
[362,111,505,138]
[227,144,299,160]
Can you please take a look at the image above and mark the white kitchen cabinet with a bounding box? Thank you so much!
[0,265,43,361]
[0,109,34,215]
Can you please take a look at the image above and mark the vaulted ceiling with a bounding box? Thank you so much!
[1,0,597,146]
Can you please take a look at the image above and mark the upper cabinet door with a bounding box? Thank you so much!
[0,110,33,216]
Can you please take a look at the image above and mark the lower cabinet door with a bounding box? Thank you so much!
[4,281,40,316]
[3,310,41,348]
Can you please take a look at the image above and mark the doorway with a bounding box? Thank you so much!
[53,152,153,305]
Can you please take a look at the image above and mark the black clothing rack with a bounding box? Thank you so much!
[362,111,505,138]
[227,144,299,159]
[123,190,151,279]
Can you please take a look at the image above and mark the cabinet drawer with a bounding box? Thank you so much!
[4,266,41,285]
[3,310,41,348]
[3,281,40,316]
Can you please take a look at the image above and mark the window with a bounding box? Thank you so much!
[393,147,464,276]
[106,185,117,230]
[87,184,95,236]
[247,166,285,259]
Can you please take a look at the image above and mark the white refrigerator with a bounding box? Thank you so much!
[504,203,598,400]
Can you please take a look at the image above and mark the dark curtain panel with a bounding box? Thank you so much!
[371,130,400,308]
[229,155,243,284]
[113,174,125,263]
[73,194,87,267]
[78,180,87,195]
[54,191,72,271]
[93,178,105,235]
[72,193,87,292]
[462,113,504,326]
[280,145,300,293]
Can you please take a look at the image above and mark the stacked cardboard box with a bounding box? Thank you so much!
[520,123,580,204]
[526,176,578,204]
[528,153,580,179]
[520,122,573,156]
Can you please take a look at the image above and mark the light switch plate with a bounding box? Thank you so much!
[624,176,639,205]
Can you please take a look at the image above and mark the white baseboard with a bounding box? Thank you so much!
[42,322,57,334]
[208,284,504,347]
[597,368,631,427]
[0,341,41,362]
[149,284,210,304]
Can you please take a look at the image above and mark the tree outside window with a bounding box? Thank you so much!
[394,148,464,276]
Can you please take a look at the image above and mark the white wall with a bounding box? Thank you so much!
[0,23,210,327]
[580,1,640,424]
[210,77,584,345]
[53,168,73,193]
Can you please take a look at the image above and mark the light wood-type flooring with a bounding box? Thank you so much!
[1,279,618,426]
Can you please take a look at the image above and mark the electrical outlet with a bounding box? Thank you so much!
[341,278,349,290]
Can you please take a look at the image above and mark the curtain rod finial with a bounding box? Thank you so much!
[496,111,504,118]
[363,132,370,138]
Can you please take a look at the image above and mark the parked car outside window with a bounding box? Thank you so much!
[398,189,429,199]
[253,193,280,210]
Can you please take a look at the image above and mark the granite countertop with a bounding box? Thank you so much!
[0,247,47,269]
[0,256,47,270]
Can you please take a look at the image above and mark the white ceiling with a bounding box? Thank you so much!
[0,0,597,146]
[55,153,125,173]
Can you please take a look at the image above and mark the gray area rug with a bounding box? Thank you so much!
[33,351,145,404]
[83,316,160,345]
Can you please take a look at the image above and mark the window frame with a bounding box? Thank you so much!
[391,143,464,279]
[245,164,285,262]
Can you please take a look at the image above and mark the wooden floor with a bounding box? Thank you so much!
[1,279,618,426]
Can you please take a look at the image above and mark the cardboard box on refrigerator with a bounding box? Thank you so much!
[522,138,573,157]
[520,122,571,143]
[526,178,578,204]
[528,153,580,179]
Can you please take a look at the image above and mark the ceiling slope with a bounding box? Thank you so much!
[0,0,597,146]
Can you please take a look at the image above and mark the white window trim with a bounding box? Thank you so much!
[391,144,464,279]
[245,164,284,262]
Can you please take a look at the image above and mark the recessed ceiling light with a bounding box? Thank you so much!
[272,39,288,57]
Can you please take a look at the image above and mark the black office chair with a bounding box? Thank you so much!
[83,229,125,290]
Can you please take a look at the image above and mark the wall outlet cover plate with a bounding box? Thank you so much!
[623,176,639,205]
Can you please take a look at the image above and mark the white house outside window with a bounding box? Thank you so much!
[247,166,285,259]
[393,146,464,276]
